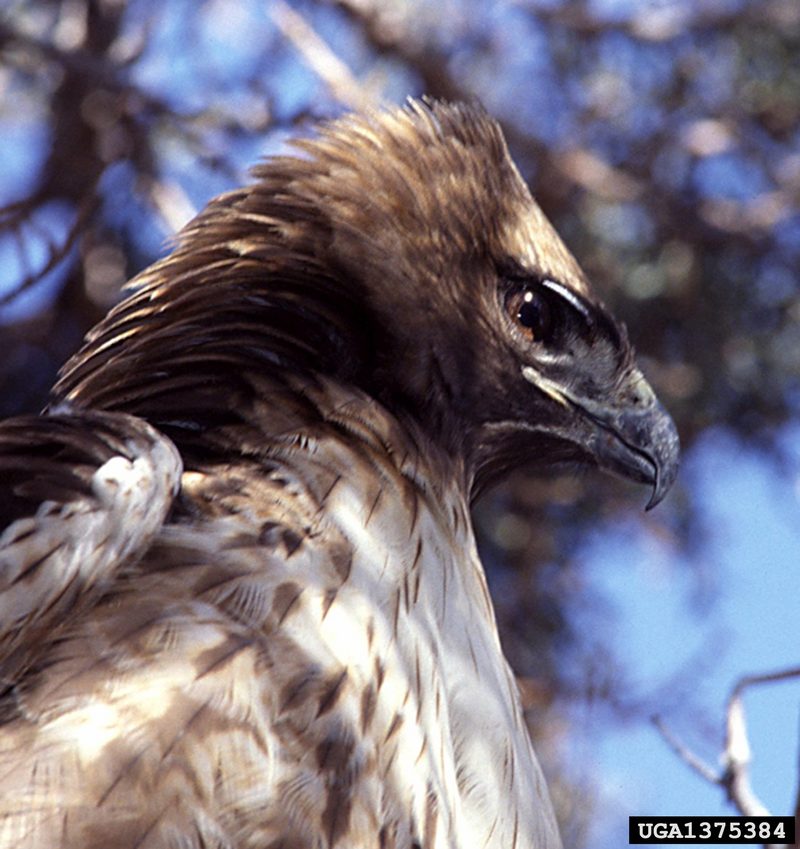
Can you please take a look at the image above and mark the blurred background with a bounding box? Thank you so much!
[1,0,799,846]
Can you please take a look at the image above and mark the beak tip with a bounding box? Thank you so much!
[644,426,680,511]
[645,487,663,512]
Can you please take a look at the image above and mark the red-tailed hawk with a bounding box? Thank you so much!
[0,100,678,848]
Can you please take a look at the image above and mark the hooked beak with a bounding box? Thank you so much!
[522,367,680,509]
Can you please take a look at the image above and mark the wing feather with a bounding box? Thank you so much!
[0,409,181,676]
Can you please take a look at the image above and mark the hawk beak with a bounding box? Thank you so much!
[522,367,680,510]
[586,393,680,510]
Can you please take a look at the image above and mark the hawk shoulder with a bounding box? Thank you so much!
[0,385,558,849]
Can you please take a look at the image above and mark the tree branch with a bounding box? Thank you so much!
[269,0,377,111]
[654,665,800,849]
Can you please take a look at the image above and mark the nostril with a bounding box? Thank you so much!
[627,372,656,408]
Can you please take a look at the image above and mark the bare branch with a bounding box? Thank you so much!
[651,716,720,785]
[0,189,98,308]
[140,177,197,237]
[269,0,377,112]
[655,665,800,849]
[732,666,800,698]
[722,694,770,817]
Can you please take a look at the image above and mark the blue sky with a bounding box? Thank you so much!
[575,425,800,847]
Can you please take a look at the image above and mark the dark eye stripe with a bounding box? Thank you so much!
[540,278,625,350]
[539,279,591,321]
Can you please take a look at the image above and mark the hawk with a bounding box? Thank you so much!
[0,100,678,849]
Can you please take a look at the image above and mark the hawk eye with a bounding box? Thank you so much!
[506,288,553,343]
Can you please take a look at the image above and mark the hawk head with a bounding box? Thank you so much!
[55,100,679,507]
[285,101,680,506]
